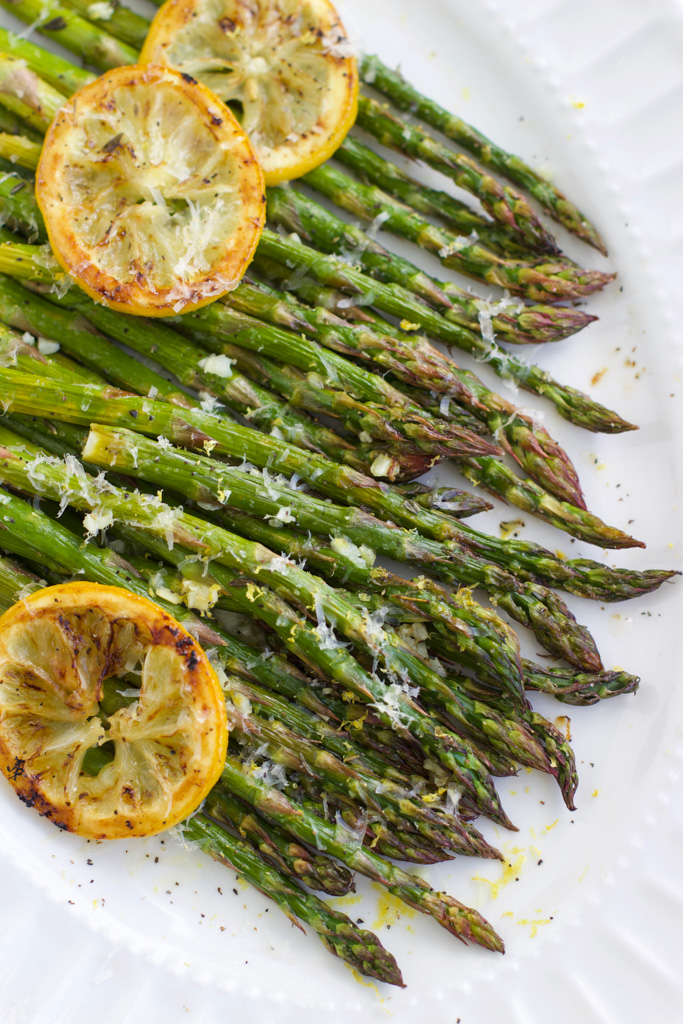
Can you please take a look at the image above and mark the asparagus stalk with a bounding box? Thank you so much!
[203,789,355,897]
[0,55,629,462]
[0,321,101,383]
[0,103,43,141]
[57,0,149,48]
[0,369,666,634]
[336,135,530,258]
[182,315,640,546]
[0,27,93,95]
[0,439,512,826]
[75,430,552,775]
[0,131,42,171]
[0,172,46,242]
[201,504,527,703]
[360,54,607,254]
[252,229,633,435]
[270,174,597,343]
[0,55,65,135]
[221,672,499,857]
[395,481,492,518]
[182,813,405,987]
[203,340,499,461]
[279,775,466,866]
[295,164,609,305]
[521,661,640,705]
[0,551,45,605]
[0,0,138,70]
[224,678,505,857]
[116,539,445,793]
[0,57,625,436]
[355,95,556,254]
[4,268,437,484]
[233,252,589,509]
[76,406,603,669]
[0,488,495,844]
[218,760,505,951]
[0,372,628,673]
[0,498,444,838]
[524,711,578,811]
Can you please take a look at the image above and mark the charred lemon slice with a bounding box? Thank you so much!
[140,0,358,184]
[0,582,228,839]
[35,64,265,316]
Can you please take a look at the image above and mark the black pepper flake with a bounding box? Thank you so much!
[43,15,67,30]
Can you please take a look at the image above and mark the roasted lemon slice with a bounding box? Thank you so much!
[35,64,265,316]
[140,0,358,184]
[0,582,228,839]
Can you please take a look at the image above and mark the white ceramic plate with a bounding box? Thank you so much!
[1,1,682,1022]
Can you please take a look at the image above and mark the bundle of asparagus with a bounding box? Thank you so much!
[0,0,673,989]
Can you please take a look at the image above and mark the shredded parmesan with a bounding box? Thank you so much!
[198,353,235,378]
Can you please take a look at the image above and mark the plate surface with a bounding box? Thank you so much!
[0,1,682,1022]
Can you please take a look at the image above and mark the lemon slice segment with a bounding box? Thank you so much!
[0,582,228,839]
[35,64,265,316]
[140,0,358,184]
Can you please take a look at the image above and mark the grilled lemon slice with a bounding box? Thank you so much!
[0,582,228,839]
[140,0,358,184]
[35,64,265,316]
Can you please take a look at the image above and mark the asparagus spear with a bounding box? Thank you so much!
[231,252,589,508]
[521,661,640,705]
[0,369,664,647]
[252,229,633,435]
[360,54,607,254]
[0,55,65,136]
[74,428,552,774]
[223,677,507,857]
[0,57,626,437]
[0,0,138,70]
[202,340,499,462]
[218,759,505,951]
[115,539,452,795]
[76,409,603,669]
[203,789,355,897]
[0,56,629,455]
[0,542,484,863]
[0,372,630,673]
[395,481,492,518]
[278,774,467,866]
[0,172,46,242]
[222,672,499,856]
[0,552,45,605]
[524,711,578,811]
[0,484,495,845]
[295,164,609,305]
[201,504,527,702]
[183,813,405,987]
[0,502,458,852]
[0,527,404,984]
[0,446,512,826]
[57,0,149,48]
[0,27,93,95]
[1,263,437,483]
[270,174,597,343]
[355,95,556,254]
[0,103,43,141]
[336,135,530,258]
